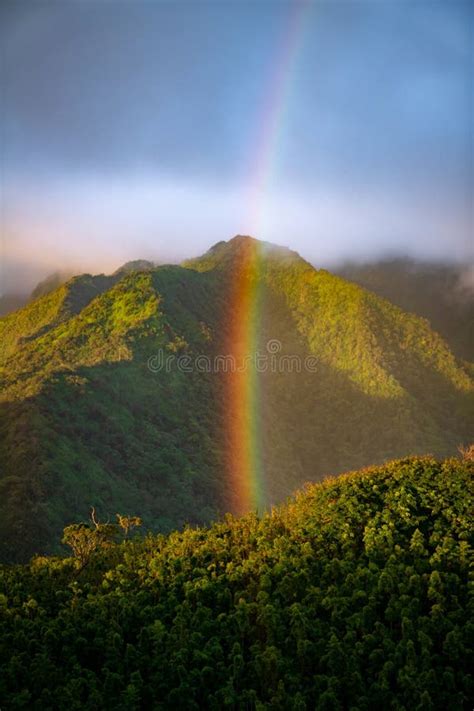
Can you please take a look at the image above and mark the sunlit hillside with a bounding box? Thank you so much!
[0,455,472,708]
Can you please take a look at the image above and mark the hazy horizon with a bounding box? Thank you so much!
[3,234,474,300]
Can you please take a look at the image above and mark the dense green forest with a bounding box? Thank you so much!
[0,456,472,709]
[337,258,473,361]
[1,237,473,561]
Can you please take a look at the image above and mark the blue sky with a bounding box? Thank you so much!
[1,0,472,291]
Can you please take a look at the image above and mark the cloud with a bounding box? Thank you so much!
[1,173,471,293]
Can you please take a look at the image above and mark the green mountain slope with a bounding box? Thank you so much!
[0,456,472,709]
[0,272,117,364]
[0,267,226,561]
[187,237,472,492]
[0,236,472,561]
[336,258,474,361]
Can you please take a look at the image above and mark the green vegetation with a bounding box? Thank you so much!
[0,268,225,562]
[337,258,474,362]
[0,456,472,709]
[0,272,117,364]
[0,237,473,561]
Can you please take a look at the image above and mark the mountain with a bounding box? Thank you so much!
[0,236,472,561]
[0,455,472,708]
[336,258,474,361]
[0,271,76,317]
[113,259,156,275]
[0,265,156,318]
[30,271,75,301]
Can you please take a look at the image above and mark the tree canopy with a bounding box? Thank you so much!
[0,456,472,709]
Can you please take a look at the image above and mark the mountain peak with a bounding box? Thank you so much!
[207,234,260,256]
[113,259,156,276]
[184,234,308,272]
[228,233,258,245]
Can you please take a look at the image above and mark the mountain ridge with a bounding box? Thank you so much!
[0,236,472,561]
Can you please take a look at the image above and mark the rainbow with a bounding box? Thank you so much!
[226,238,265,514]
[247,0,312,237]
[227,1,311,513]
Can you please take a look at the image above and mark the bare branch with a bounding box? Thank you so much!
[90,506,99,528]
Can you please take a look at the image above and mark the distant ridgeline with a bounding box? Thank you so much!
[0,236,473,561]
[0,457,472,708]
